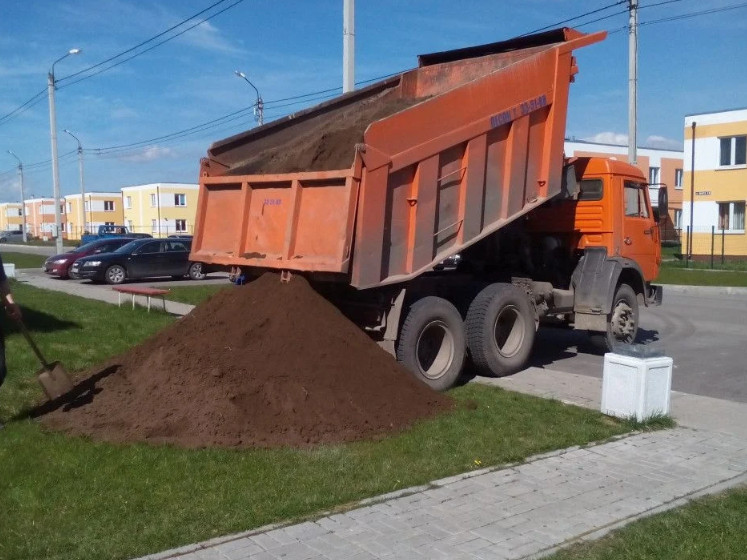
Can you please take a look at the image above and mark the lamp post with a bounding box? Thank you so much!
[234,70,264,126]
[48,48,81,254]
[7,150,28,242]
[63,129,87,237]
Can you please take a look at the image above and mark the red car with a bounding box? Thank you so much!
[43,238,138,279]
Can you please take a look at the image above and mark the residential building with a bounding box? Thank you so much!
[121,183,199,237]
[25,198,64,239]
[682,108,747,258]
[564,140,684,241]
[0,203,23,232]
[64,192,124,240]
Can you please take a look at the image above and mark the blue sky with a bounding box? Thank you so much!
[1,0,745,202]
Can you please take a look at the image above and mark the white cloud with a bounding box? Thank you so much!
[582,132,629,146]
[580,132,683,151]
[118,146,175,162]
[643,135,683,151]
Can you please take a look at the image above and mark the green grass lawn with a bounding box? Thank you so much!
[550,486,747,560]
[656,265,747,287]
[164,283,230,305]
[0,282,650,560]
[1,251,47,269]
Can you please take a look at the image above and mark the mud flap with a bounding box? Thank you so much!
[571,247,621,332]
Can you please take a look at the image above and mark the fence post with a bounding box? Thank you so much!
[711,225,715,269]
[722,228,725,266]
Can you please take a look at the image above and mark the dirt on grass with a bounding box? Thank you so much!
[41,273,453,448]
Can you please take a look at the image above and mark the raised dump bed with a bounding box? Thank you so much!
[192,28,605,289]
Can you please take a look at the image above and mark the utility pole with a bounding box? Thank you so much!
[688,121,696,263]
[628,0,638,165]
[343,0,355,93]
[63,129,87,236]
[7,150,28,242]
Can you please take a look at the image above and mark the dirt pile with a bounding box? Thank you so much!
[41,273,453,448]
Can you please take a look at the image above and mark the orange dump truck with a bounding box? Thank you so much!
[191,28,665,390]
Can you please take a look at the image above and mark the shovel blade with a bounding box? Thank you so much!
[37,361,74,400]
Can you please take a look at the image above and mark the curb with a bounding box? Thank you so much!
[661,284,747,296]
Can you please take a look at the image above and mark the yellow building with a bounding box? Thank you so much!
[64,192,125,240]
[683,108,747,258]
[0,203,24,232]
[121,183,199,237]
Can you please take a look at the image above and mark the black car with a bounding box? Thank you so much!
[70,238,207,284]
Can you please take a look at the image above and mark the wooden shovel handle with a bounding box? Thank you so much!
[19,322,50,369]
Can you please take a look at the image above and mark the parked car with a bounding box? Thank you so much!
[167,234,193,239]
[0,230,24,243]
[70,238,207,284]
[43,237,138,279]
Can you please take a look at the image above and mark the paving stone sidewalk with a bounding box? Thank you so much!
[137,427,747,560]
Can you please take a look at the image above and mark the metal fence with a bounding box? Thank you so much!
[678,226,747,269]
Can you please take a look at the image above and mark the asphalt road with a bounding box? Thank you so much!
[528,287,747,403]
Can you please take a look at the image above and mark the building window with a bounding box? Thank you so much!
[104,200,115,212]
[718,201,746,232]
[673,209,682,230]
[675,169,683,189]
[174,193,186,207]
[151,219,158,233]
[17,209,21,217]
[648,166,660,185]
[105,221,115,227]
[720,136,747,167]
[151,194,157,207]
[125,196,132,209]
[175,219,186,232]
[66,202,72,213]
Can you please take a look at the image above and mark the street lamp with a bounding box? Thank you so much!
[7,150,28,243]
[63,129,87,237]
[234,70,264,126]
[48,48,81,254]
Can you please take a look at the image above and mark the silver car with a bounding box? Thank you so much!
[0,230,24,243]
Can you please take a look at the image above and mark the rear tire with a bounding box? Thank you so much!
[104,265,126,285]
[396,296,466,391]
[466,283,536,377]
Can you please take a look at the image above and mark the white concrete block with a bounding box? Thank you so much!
[3,263,15,278]
[601,353,673,421]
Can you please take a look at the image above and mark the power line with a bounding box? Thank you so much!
[58,0,234,85]
[607,0,747,34]
[520,1,627,36]
[0,0,245,128]
[59,0,247,90]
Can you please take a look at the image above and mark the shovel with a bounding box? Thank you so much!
[19,322,74,400]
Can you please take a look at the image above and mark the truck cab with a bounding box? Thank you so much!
[526,156,664,346]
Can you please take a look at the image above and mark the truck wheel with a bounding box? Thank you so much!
[396,296,466,391]
[466,283,535,377]
[601,283,639,351]
[104,265,126,285]
[188,262,206,280]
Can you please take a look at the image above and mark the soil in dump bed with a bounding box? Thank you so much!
[226,92,422,175]
[41,273,453,448]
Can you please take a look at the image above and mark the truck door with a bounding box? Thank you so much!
[621,180,658,280]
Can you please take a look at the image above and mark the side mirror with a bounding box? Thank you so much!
[654,186,668,222]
